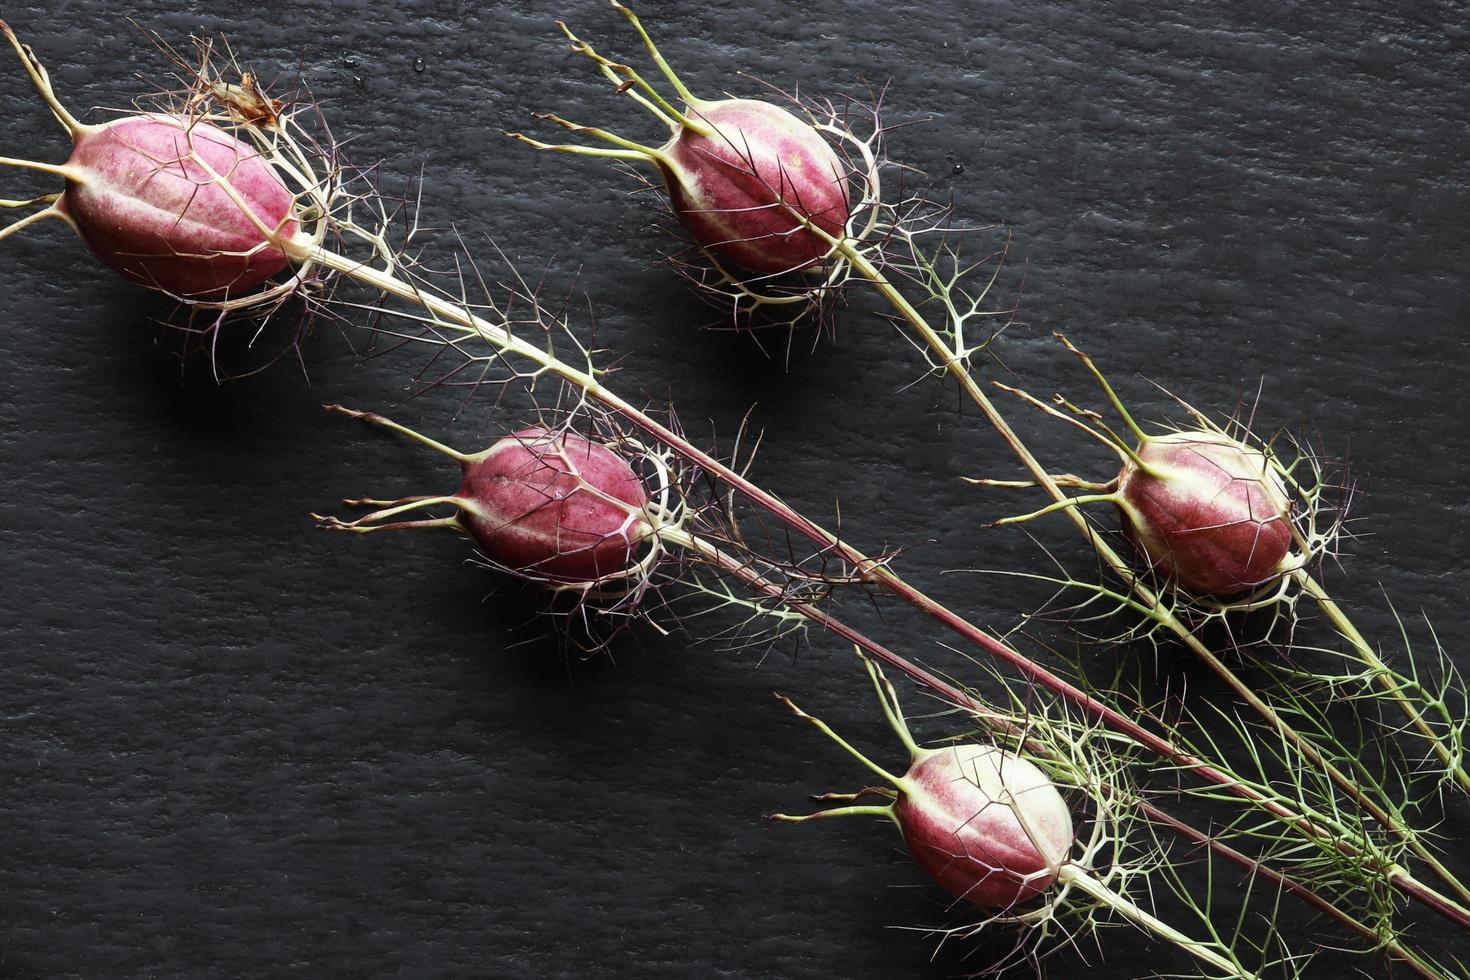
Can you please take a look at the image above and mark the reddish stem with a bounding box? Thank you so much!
[610,389,1470,933]
[301,247,1470,932]
[684,535,1448,974]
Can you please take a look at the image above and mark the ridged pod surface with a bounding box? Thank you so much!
[60,115,297,298]
[894,744,1074,908]
[1118,431,1294,596]
[659,98,849,275]
[457,428,650,584]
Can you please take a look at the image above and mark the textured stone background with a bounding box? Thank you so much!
[1,1,1467,977]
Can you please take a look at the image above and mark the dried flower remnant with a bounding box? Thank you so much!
[199,70,282,128]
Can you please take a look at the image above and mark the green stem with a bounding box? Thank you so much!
[611,1,702,109]
[1056,865,1255,978]
[324,403,470,461]
[0,192,60,208]
[0,155,78,179]
[2,21,90,136]
[292,235,1470,933]
[339,495,457,526]
[504,136,654,165]
[827,234,1470,910]
[557,19,688,133]
[674,529,1439,974]
[1295,567,1470,796]
[994,491,1119,526]
[536,112,666,157]
[1136,801,1446,980]
[0,204,61,242]
[770,803,896,823]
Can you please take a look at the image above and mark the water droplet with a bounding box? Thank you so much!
[342,56,359,69]
[952,163,965,176]
[353,75,364,89]
[413,58,425,73]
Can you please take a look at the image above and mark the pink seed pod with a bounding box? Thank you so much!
[316,408,654,590]
[993,338,1302,599]
[774,658,1075,911]
[1117,430,1295,597]
[510,4,851,277]
[658,97,850,275]
[895,744,1074,908]
[59,116,296,297]
[2,23,297,299]
[457,427,651,584]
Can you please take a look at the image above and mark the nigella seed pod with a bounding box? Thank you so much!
[1117,431,1294,596]
[456,427,651,584]
[511,4,853,277]
[58,116,297,297]
[316,407,657,591]
[990,337,1305,600]
[776,660,1269,973]
[658,97,850,275]
[895,744,1074,907]
[2,23,298,299]
[774,657,1075,911]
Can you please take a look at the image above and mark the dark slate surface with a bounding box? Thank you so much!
[1,1,1467,977]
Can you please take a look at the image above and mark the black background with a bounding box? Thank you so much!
[2,1,1467,977]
